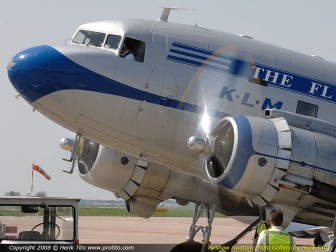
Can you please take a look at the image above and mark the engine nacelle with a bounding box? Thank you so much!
[204,114,336,207]
[78,142,140,196]
[78,143,172,218]
[205,115,279,198]
[77,140,229,218]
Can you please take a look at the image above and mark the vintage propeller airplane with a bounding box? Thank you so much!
[7,8,336,251]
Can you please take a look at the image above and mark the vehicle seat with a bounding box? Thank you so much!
[18,231,41,240]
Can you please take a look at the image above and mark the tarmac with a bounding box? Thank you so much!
[78,217,319,251]
[78,217,252,244]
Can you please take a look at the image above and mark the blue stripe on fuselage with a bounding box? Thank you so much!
[7,45,227,118]
[167,55,230,73]
[168,42,336,104]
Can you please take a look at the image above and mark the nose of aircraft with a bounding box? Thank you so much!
[8,45,119,104]
[7,45,59,103]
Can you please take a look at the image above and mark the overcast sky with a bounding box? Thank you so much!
[1,0,336,200]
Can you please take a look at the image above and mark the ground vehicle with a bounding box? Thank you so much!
[0,197,79,243]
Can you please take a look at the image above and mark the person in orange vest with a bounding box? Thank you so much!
[255,209,296,252]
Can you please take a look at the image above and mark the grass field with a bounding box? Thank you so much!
[78,206,226,217]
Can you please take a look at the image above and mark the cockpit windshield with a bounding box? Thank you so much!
[71,29,145,62]
[104,34,122,49]
[72,30,105,47]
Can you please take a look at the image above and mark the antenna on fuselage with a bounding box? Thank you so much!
[158,7,194,22]
[159,7,173,22]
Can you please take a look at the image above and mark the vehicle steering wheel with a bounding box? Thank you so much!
[31,222,60,240]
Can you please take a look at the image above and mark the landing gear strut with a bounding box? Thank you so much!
[171,202,261,252]
[170,202,215,252]
[328,213,336,252]
[187,202,216,252]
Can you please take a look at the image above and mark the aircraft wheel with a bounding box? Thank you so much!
[170,241,203,252]
[314,234,325,247]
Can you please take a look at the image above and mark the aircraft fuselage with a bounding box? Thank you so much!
[8,19,336,177]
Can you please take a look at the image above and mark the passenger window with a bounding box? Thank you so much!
[296,100,318,118]
[72,30,105,47]
[120,37,146,62]
[104,35,121,49]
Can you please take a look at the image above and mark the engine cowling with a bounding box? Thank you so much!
[76,139,230,218]
[205,115,279,198]
[77,142,171,218]
[78,142,140,196]
[204,114,336,208]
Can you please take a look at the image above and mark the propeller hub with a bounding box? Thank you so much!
[187,136,210,154]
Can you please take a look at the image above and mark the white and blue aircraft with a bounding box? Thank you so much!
[7,8,336,251]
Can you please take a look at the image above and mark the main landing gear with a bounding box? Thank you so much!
[171,202,215,252]
[187,202,216,252]
[171,202,261,252]
[328,213,336,252]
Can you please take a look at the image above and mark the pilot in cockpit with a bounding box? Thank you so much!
[120,44,135,61]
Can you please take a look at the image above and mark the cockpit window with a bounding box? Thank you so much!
[120,37,146,62]
[104,35,121,49]
[71,31,146,62]
[72,30,106,47]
